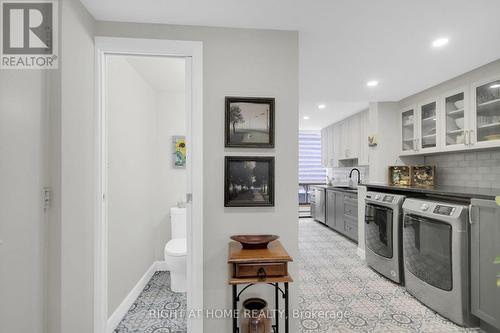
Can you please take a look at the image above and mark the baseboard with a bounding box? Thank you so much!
[156,260,168,271]
[107,261,167,333]
[356,247,366,260]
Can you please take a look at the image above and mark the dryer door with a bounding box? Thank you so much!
[403,214,453,291]
[365,203,394,259]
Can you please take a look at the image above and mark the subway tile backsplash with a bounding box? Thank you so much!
[327,166,369,185]
[424,149,500,189]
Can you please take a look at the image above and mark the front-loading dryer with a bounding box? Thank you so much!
[364,192,406,284]
[402,198,479,327]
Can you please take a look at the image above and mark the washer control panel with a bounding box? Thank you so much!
[366,192,404,205]
[433,205,456,216]
[382,195,395,203]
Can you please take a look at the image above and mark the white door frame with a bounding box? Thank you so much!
[94,37,203,333]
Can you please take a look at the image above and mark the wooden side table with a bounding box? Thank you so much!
[228,241,293,333]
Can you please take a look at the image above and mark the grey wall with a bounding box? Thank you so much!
[4,6,298,331]
[95,22,299,331]
[0,69,47,333]
[398,58,500,188]
[60,0,96,332]
[45,19,300,332]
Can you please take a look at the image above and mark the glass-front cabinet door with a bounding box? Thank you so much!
[442,89,468,149]
[473,78,500,147]
[419,100,439,151]
[401,107,417,154]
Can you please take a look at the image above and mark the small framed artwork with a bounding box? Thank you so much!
[388,166,412,186]
[225,97,275,148]
[172,136,186,169]
[224,156,275,207]
[412,165,435,186]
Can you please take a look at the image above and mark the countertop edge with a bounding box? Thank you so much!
[362,183,499,201]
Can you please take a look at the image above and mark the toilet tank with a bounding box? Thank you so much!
[170,207,186,239]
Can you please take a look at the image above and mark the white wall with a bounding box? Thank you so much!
[95,22,299,332]
[107,56,157,315]
[106,55,186,315]
[155,91,186,256]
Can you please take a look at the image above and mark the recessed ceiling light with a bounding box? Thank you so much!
[318,104,326,109]
[303,116,310,120]
[490,84,500,89]
[432,38,449,48]
[367,80,379,87]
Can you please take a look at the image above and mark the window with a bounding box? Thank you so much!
[299,131,326,184]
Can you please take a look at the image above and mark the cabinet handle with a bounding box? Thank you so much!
[465,130,469,146]
[257,267,267,281]
[468,204,474,224]
[469,130,474,146]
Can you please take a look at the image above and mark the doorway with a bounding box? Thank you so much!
[94,38,203,333]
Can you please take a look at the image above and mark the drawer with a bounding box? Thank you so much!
[343,194,358,219]
[343,217,358,242]
[344,203,357,218]
[233,262,288,279]
[343,193,357,203]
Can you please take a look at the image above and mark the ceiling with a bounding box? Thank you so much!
[82,0,500,129]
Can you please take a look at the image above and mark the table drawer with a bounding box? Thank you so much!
[233,262,288,279]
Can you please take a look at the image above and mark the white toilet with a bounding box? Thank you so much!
[164,207,187,293]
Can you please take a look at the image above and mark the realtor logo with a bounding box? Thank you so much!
[1,0,58,69]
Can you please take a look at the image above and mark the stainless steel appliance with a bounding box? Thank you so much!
[365,191,406,284]
[402,198,479,327]
[311,186,325,223]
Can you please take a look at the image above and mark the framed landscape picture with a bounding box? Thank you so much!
[225,97,275,148]
[224,156,275,207]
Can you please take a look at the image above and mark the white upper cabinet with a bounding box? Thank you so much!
[320,127,328,167]
[358,110,369,165]
[400,75,500,155]
[400,105,418,155]
[348,114,361,159]
[441,87,470,151]
[472,76,500,148]
[320,110,369,168]
[418,99,440,153]
[327,125,335,167]
[331,123,341,167]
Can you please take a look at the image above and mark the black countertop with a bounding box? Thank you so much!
[362,183,500,201]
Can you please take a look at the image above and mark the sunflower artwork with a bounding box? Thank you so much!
[173,136,186,169]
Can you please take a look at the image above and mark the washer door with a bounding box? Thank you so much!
[365,204,393,259]
[403,214,453,291]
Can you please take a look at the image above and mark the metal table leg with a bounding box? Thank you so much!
[284,282,289,333]
[233,285,238,333]
[274,283,279,333]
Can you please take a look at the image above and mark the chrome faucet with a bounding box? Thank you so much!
[349,168,361,186]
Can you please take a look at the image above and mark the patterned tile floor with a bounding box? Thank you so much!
[298,218,478,333]
[114,271,187,333]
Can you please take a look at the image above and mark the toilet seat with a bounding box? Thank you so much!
[165,238,186,257]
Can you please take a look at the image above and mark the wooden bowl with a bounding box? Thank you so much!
[230,235,279,249]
